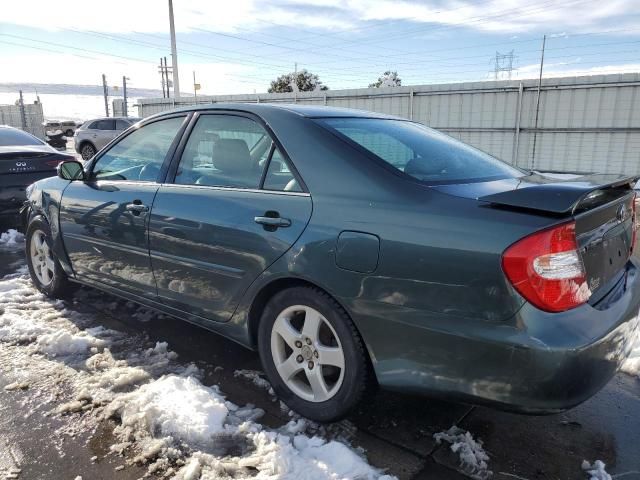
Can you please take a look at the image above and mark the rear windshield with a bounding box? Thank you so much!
[0,128,43,146]
[317,117,523,184]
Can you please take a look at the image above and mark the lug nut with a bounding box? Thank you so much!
[308,361,314,369]
[313,350,319,358]
[296,355,303,363]
[295,340,302,348]
[305,338,312,345]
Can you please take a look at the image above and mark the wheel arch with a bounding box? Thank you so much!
[246,276,376,378]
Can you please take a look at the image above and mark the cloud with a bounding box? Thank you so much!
[2,0,638,34]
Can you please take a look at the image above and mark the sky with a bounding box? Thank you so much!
[1,0,640,98]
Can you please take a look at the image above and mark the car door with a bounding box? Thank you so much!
[148,112,312,322]
[59,115,188,300]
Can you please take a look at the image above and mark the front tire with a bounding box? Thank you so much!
[80,142,96,160]
[258,286,370,422]
[26,218,73,298]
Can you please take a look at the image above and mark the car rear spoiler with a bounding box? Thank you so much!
[478,173,638,215]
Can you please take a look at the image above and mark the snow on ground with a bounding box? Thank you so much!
[434,426,492,480]
[582,460,612,480]
[621,326,640,378]
[0,229,24,247]
[0,247,394,479]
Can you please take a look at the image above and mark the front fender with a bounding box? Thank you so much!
[26,177,75,277]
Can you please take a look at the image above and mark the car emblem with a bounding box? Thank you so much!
[616,204,627,223]
[15,162,26,167]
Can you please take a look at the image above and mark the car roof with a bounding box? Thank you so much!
[158,103,402,120]
[86,116,140,121]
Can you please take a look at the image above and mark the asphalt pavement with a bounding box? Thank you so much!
[0,243,638,480]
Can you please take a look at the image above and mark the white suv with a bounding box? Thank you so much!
[74,117,141,160]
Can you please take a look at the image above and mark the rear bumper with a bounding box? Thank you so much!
[358,259,640,413]
[0,173,54,228]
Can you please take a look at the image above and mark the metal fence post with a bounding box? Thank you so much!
[512,82,524,165]
[409,89,414,120]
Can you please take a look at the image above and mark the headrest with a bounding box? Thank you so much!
[212,139,251,173]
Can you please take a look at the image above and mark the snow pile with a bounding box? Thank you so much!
[37,328,106,356]
[0,229,24,247]
[434,426,492,480]
[111,375,229,446]
[581,460,612,480]
[0,269,393,480]
[621,328,640,378]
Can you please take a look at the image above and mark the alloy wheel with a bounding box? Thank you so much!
[270,305,345,402]
[30,229,55,286]
[81,144,95,160]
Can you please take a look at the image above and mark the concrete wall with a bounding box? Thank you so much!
[0,102,45,139]
[116,73,640,175]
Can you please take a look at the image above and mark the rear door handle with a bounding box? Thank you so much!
[125,203,149,214]
[254,216,291,228]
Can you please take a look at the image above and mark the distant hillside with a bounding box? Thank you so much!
[0,83,166,98]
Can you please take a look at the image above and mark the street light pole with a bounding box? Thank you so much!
[168,0,180,98]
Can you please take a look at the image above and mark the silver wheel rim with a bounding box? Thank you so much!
[270,305,345,403]
[30,229,55,286]
[81,145,94,160]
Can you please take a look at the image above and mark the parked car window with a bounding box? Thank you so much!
[115,119,132,131]
[0,128,44,146]
[88,120,114,130]
[263,148,301,192]
[318,118,524,185]
[91,117,184,182]
[175,115,269,189]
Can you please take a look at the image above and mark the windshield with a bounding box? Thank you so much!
[0,128,44,147]
[317,117,524,185]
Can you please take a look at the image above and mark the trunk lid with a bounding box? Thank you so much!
[0,145,72,175]
[433,172,638,298]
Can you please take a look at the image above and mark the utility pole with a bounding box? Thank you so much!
[168,0,180,98]
[122,76,128,117]
[102,74,110,116]
[18,90,27,130]
[531,35,546,169]
[164,57,172,97]
[193,71,198,102]
[159,58,166,98]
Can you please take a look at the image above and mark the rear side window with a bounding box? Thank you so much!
[317,118,523,185]
[115,119,131,131]
[89,120,114,130]
[0,128,43,146]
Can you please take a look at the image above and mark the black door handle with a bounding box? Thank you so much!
[255,214,291,228]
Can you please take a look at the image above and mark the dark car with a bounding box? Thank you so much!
[0,126,74,227]
[23,104,640,422]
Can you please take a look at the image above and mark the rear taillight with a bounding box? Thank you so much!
[45,160,64,168]
[502,221,591,313]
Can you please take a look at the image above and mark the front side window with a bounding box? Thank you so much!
[91,117,184,182]
[317,118,524,185]
[175,115,270,189]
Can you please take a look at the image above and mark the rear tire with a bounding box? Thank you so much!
[258,286,370,422]
[25,218,74,298]
[64,129,74,137]
[80,142,96,160]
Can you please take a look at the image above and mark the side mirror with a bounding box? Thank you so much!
[57,160,85,181]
